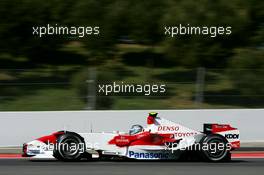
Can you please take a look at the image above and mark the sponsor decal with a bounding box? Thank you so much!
[116,136,130,143]
[128,151,169,159]
[28,150,41,154]
[157,126,179,131]
[225,134,239,139]
[174,132,197,137]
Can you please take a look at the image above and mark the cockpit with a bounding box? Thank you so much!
[129,124,143,135]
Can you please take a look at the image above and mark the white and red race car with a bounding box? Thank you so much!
[23,112,240,162]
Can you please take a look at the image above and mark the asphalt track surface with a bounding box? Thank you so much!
[0,158,264,175]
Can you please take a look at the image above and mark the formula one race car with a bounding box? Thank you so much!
[22,112,240,162]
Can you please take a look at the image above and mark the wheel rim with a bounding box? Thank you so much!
[59,138,80,159]
[206,138,226,159]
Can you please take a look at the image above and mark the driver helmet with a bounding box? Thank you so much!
[129,124,143,135]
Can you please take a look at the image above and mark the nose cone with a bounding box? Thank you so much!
[22,143,28,157]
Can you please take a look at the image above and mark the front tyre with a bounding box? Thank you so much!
[200,134,230,162]
[53,132,85,161]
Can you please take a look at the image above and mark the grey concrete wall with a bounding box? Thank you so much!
[0,109,263,146]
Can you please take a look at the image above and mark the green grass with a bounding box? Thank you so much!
[0,88,86,111]
[0,44,262,110]
[0,65,257,110]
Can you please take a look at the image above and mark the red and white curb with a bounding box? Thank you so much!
[0,154,23,159]
[231,152,264,159]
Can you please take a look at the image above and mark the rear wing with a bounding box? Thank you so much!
[204,123,240,149]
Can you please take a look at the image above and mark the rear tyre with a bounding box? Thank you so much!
[200,134,230,162]
[53,132,86,161]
